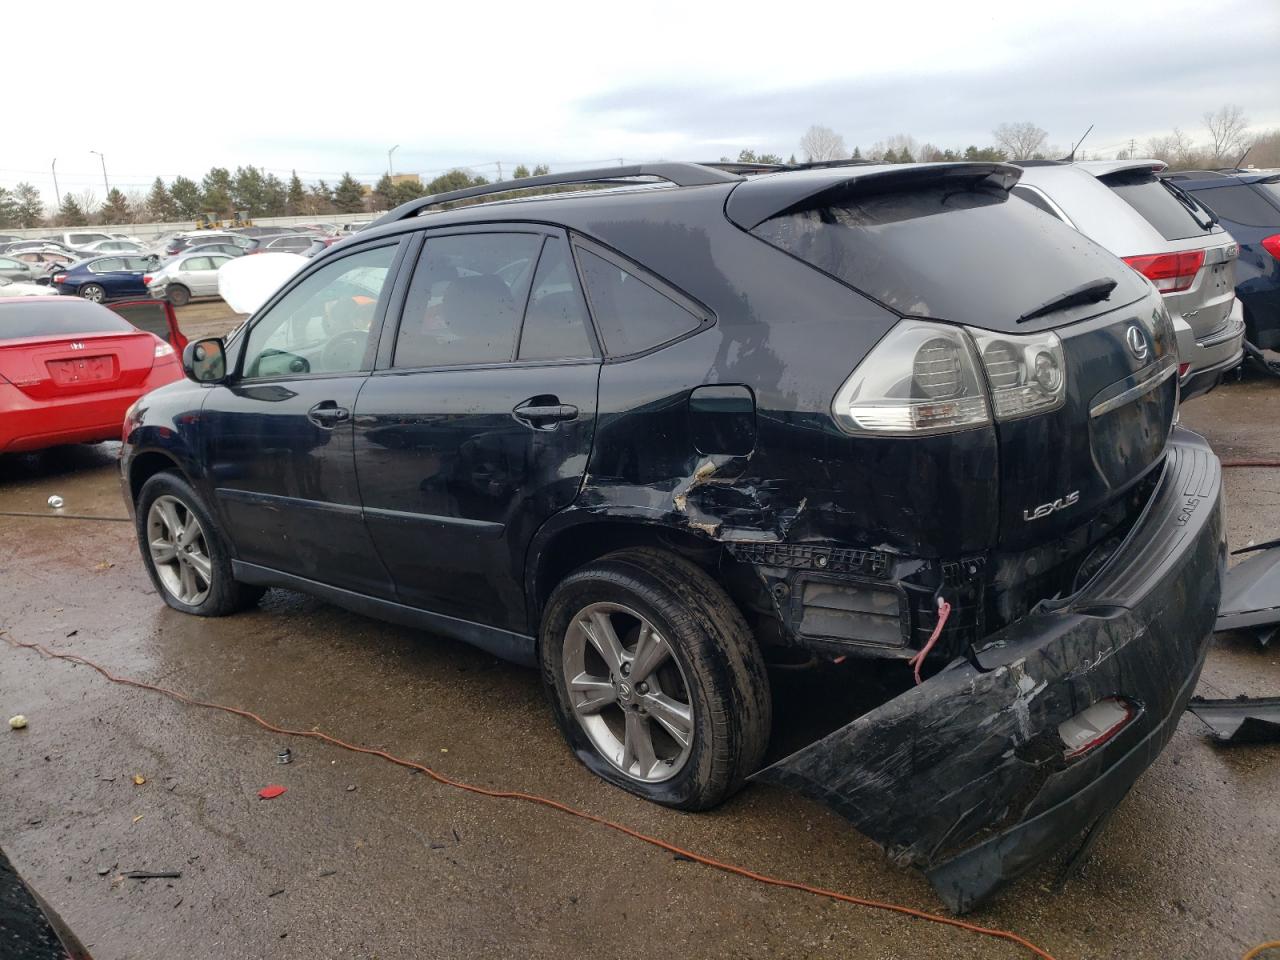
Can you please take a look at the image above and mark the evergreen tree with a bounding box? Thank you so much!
[882,148,898,163]
[372,173,396,210]
[58,195,87,226]
[531,164,549,176]
[286,171,306,215]
[309,180,334,214]
[851,146,863,160]
[0,187,17,228]
[757,153,783,164]
[146,177,176,221]
[170,176,203,218]
[263,173,287,217]
[898,147,914,163]
[333,173,366,213]
[201,167,234,215]
[737,149,758,163]
[100,188,131,224]
[14,183,43,226]
[788,154,797,165]
[231,166,267,215]
[512,164,530,178]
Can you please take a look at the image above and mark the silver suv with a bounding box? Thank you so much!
[1012,159,1243,399]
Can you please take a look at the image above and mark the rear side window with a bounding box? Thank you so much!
[1011,185,1064,220]
[576,248,700,355]
[184,257,212,271]
[1192,183,1280,228]
[90,258,124,272]
[751,180,1146,329]
[393,232,541,368]
[1099,171,1214,241]
[0,300,134,340]
[518,238,595,361]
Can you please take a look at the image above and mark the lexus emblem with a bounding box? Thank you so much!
[1125,325,1149,361]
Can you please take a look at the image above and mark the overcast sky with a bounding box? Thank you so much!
[5,0,1276,202]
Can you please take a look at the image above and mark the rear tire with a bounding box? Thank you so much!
[135,471,265,616]
[166,284,191,307]
[79,284,105,303]
[540,547,772,811]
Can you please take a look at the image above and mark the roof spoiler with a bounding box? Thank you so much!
[725,162,1022,231]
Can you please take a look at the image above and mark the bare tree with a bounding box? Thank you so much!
[1204,104,1249,163]
[870,133,919,161]
[992,121,1049,160]
[1147,128,1199,168]
[799,124,847,162]
[75,189,99,218]
[125,189,149,222]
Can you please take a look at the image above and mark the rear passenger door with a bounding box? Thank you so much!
[354,226,601,633]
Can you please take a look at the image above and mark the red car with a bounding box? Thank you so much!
[0,297,186,454]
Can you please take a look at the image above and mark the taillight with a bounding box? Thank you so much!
[143,275,153,285]
[154,340,175,359]
[1178,361,1191,379]
[52,273,67,285]
[830,320,1068,436]
[1122,250,1206,294]
[1261,235,1280,260]
[1058,697,1135,760]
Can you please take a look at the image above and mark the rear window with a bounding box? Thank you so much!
[751,181,1143,328]
[1098,171,1214,241]
[1193,183,1280,228]
[0,299,134,340]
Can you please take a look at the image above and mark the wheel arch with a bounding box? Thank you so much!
[127,447,195,506]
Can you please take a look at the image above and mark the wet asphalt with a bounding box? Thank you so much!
[1,304,1277,959]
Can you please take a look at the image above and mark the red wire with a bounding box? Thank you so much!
[2,634,1061,960]
[910,597,952,685]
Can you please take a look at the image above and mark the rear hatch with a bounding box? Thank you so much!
[1097,168,1237,343]
[729,163,1176,551]
[0,298,159,399]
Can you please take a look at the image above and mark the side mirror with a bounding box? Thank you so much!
[182,337,228,384]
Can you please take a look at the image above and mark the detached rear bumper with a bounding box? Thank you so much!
[753,427,1225,912]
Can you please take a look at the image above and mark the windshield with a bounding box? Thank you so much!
[1099,171,1215,241]
[0,299,134,340]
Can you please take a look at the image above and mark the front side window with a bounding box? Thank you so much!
[576,248,701,355]
[393,232,541,368]
[242,243,397,379]
[69,233,107,245]
[0,257,21,269]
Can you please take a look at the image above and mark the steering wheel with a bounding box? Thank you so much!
[320,330,367,371]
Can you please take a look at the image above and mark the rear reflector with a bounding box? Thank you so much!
[1058,697,1135,759]
[1262,235,1280,261]
[1122,251,1206,294]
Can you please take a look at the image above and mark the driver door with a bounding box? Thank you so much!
[200,239,407,598]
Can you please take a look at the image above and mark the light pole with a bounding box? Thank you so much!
[388,144,399,178]
[51,158,61,208]
[89,150,109,194]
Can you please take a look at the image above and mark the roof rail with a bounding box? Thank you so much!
[700,161,791,175]
[372,162,741,227]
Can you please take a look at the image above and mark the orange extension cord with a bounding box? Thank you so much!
[3,633,1060,960]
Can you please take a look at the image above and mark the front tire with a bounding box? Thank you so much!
[166,284,191,307]
[135,471,264,616]
[79,283,105,303]
[540,548,771,811]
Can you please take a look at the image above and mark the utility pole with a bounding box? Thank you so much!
[1129,138,1136,158]
[496,161,502,180]
[89,150,109,193]
[51,159,61,208]
[388,144,399,178]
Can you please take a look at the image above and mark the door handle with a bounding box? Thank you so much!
[307,401,350,428]
[513,399,578,428]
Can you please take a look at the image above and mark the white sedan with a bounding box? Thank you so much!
[0,277,58,297]
[146,251,236,306]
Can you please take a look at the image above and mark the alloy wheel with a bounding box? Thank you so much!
[80,284,104,302]
[146,495,212,606]
[562,602,695,783]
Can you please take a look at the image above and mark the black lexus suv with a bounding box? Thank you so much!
[121,161,1224,911]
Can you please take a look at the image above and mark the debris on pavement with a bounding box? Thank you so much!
[132,815,144,824]
[8,714,27,730]
[46,495,63,509]
[318,869,337,878]
[268,888,285,898]
[1188,696,1280,744]
[258,785,287,800]
[96,867,110,876]
[1216,542,1280,646]
[276,748,292,765]
[132,774,146,786]
[124,870,182,880]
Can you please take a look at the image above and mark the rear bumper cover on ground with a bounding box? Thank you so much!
[753,427,1225,912]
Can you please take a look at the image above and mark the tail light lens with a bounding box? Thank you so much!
[153,340,175,359]
[1122,250,1206,293]
[831,321,990,435]
[1261,235,1280,260]
[1059,697,1135,760]
[52,273,67,285]
[143,275,153,286]
[967,328,1067,420]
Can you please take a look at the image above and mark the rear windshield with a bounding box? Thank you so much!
[1098,171,1214,241]
[1190,183,1280,228]
[751,181,1143,329]
[0,299,135,340]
